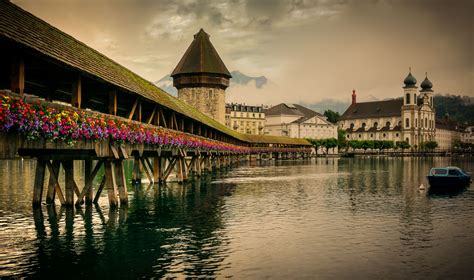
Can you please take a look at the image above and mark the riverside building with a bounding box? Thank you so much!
[225,103,265,135]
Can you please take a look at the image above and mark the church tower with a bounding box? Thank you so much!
[401,68,418,146]
[171,29,231,124]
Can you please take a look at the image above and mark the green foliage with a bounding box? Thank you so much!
[396,141,410,150]
[434,95,474,124]
[337,129,347,148]
[420,141,438,151]
[323,110,340,124]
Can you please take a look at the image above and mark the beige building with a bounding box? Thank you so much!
[225,103,265,135]
[339,71,436,148]
[435,117,463,151]
[461,126,474,144]
[265,103,337,139]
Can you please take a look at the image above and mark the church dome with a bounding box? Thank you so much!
[420,73,433,90]
[403,69,417,87]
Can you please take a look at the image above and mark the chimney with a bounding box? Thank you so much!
[351,89,357,105]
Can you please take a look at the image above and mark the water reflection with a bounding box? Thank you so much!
[14,178,235,279]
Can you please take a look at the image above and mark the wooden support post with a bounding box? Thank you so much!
[195,155,202,177]
[153,157,161,184]
[76,160,103,206]
[162,158,177,181]
[104,160,118,208]
[109,90,117,115]
[72,75,82,108]
[85,160,93,204]
[116,160,128,205]
[45,161,66,205]
[62,160,75,206]
[46,160,60,204]
[132,156,142,185]
[10,55,25,96]
[33,159,46,206]
[140,157,153,184]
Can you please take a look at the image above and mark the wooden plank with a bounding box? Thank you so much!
[76,160,104,206]
[62,160,75,206]
[110,145,119,159]
[128,97,140,120]
[46,160,60,204]
[109,90,117,115]
[176,157,184,183]
[45,161,66,205]
[116,160,128,205]
[93,175,106,204]
[72,75,82,108]
[10,55,25,96]
[104,160,118,207]
[173,112,179,131]
[33,159,46,206]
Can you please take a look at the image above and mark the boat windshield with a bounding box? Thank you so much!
[431,168,448,175]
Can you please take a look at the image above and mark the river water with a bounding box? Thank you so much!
[0,157,473,279]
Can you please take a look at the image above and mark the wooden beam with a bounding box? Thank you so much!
[147,106,157,124]
[62,160,75,206]
[116,160,128,205]
[76,160,104,206]
[128,97,140,120]
[93,175,106,204]
[46,160,60,204]
[173,112,179,130]
[162,158,177,181]
[72,75,82,108]
[33,159,46,206]
[138,101,142,122]
[45,160,65,205]
[159,108,167,128]
[10,55,25,96]
[104,160,118,208]
[109,90,117,115]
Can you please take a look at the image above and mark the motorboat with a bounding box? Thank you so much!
[427,166,471,189]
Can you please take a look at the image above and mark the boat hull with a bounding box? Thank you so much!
[427,175,471,189]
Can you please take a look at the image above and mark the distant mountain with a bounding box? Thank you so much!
[433,94,474,124]
[155,70,269,96]
[302,99,350,114]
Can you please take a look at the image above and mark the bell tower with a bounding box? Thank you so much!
[401,68,418,146]
[171,29,231,124]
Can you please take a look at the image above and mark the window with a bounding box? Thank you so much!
[425,118,428,128]
[359,134,362,138]
[383,133,386,138]
[448,169,460,176]
[396,133,399,137]
[347,135,350,138]
[405,118,410,128]
[415,119,417,127]
[370,134,373,138]
[414,93,417,102]
[406,93,410,104]
[406,137,409,144]
[386,121,390,127]
[374,122,378,128]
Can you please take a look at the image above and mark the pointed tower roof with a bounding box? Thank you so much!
[171,29,231,78]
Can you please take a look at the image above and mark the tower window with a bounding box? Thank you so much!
[405,118,409,128]
[425,118,427,128]
[406,93,410,104]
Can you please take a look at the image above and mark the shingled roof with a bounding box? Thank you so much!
[0,1,309,146]
[265,103,323,118]
[340,99,403,120]
[171,29,231,78]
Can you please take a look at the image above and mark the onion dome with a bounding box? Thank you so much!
[403,68,417,87]
[420,72,433,91]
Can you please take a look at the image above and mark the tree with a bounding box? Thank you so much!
[323,110,340,124]
[396,141,410,152]
[337,129,347,151]
[323,138,338,154]
[420,141,438,151]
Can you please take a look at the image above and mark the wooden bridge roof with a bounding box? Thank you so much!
[0,1,309,147]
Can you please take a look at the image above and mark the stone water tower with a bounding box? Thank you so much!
[171,29,231,124]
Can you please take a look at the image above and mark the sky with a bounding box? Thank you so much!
[13,0,474,105]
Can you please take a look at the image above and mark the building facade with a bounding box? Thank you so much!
[225,103,265,135]
[435,116,463,151]
[265,103,337,139]
[171,29,231,124]
[338,71,436,148]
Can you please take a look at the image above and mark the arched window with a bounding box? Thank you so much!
[396,133,399,137]
[405,118,410,128]
[383,133,386,138]
[386,121,391,128]
[350,123,354,129]
[370,134,373,138]
[373,122,378,128]
[414,93,417,102]
[358,134,362,138]
[362,122,366,128]
[406,137,409,144]
[425,118,428,128]
[406,93,410,104]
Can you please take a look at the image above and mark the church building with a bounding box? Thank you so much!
[171,29,231,124]
[338,70,436,148]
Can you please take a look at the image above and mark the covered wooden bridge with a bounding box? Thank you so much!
[0,1,311,207]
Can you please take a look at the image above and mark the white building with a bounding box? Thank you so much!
[461,126,474,144]
[265,103,338,155]
[338,70,436,149]
[435,116,463,151]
